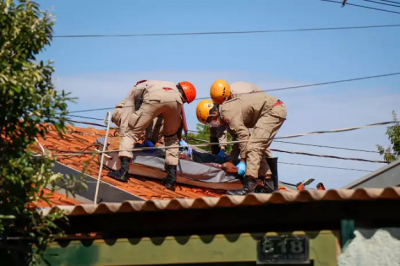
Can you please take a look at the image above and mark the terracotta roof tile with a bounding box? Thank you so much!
[27,124,302,203]
[28,125,230,201]
[35,189,81,208]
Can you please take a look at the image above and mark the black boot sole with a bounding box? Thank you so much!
[107,173,129,183]
[161,179,176,191]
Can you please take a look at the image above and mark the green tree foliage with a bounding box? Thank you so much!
[377,111,400,163]
[0,1,86,264]
[188,123,233,153]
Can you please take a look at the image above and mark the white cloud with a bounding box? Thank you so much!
[54,71,399,189]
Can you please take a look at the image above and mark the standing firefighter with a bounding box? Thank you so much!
[207,80,278,190]
[196,82,287,195]
[111,80,164,146]
[108,80,197,191]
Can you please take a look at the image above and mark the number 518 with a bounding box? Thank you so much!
[262,240,304,254]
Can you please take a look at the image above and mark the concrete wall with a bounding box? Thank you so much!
[339,228,400,266]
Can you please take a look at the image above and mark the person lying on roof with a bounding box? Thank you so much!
[195,89,287,195]
[107,80,197,191]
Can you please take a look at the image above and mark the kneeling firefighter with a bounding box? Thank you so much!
[107,80,197,191]
[196,87,287,195]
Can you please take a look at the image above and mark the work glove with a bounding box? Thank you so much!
[179,140,193,156]
[215,149,226,164]
[236,161,246,176]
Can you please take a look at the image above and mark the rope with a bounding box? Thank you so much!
[52,120,397,156]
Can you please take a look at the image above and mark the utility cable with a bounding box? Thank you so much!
[274,140,388,154]
[322,0,400,15]
[271,148,387,163]
[278,162,372,172]
[53,23,400,38]
[67,71,400,114]
[66,114,104,121]
[189,137,387,163]
[379,0,400,5]
[189,132,393,155]
[362,0,400,8]
[51,120,397,156]
[64,120,394,156]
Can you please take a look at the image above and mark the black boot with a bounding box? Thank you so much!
[266,157,279,191]
[255,177,274,193]
[227,176,258,196]
[107,156,130,182]
[161,165,177,191]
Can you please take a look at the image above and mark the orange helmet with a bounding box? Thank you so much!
[196,100,215,124]
[210,79,231,105]
[178,81,197,104]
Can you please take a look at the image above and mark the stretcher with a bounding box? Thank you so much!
[96,137,292,192]
[96,137,243,190]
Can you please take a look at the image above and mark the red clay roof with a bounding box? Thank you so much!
[31,125,230,201]
[35,189,82,208]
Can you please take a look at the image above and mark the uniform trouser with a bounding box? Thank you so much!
[119,100,182,165]
[245,104,287,178]
[248,128,273,177]
[112,108,163,143]
[145,116,164,144]
[258,149,273,177]
[209,127,220,155]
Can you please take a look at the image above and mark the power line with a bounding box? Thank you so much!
[66,114,104,121]
[190,134,384,154]
[379,0,400,5]
[362,0,400,8]
[274,140,382,154]
[258,72,400,93]
[272,148,387,163]
[67,71,400,114]
[53,24,400,38]
[65,118,396,142]
[64,118,392,155]
[52,120,397,156]
[66,119,117,129]
[321,0,400,14]
[278,162,372,172]
[189,137,387,163]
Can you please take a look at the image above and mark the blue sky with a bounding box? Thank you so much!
[37,0,400,189]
